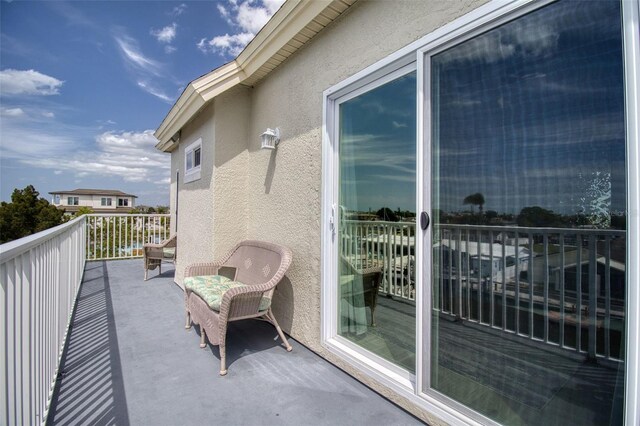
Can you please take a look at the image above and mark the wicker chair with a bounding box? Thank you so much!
[143,235,177,281]
[184,240,293,375]
[340,256,382,326]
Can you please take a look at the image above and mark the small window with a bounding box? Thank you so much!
[54,195,60,204]
[101,197,112,206]
[184,138,202,183]
[118,198,129,207]
[67,196,79,206]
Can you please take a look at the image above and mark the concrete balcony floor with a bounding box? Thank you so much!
[46,260,421,426]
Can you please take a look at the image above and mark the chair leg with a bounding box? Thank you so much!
[267,309,293,352]
[199,326,207,348]
[144,267,148,281]
[219,344,227,376]
[218,322,229,376]
[185,310,191,329]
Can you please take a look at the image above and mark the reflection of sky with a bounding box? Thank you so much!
[340,72,416,212]
[339,0,625,218]
[433,0,625,215]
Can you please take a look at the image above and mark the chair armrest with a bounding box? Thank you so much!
[144,243,165,249]
[219,285,268,320]
[184,262,222,278]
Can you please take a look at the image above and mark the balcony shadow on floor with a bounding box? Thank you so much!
[46,261,130,426]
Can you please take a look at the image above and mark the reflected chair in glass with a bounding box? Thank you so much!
[143,234,177,280]
[183,240,293,376]
[340,256,383,326]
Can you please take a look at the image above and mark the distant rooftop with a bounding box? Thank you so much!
[48,188,138,198]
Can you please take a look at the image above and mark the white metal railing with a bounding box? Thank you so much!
[342,220,626,362]
[85,214,171,261]
[0,216,86,425]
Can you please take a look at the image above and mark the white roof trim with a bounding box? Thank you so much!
[155,0,355,152]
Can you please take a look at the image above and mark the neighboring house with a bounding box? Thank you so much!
[154,1,638,425]
[49,189,137,214]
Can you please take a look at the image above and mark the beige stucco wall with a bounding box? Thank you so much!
[171,102,216,286]
[171,0,488,423]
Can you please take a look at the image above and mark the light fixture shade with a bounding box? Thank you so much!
[261,127,280,150]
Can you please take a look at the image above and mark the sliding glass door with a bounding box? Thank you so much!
[324,0,636,424]
[336,66,417,373]
[426,1,627,424]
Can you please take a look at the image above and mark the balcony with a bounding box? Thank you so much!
[1,215,626,425]
[1,215,421,425]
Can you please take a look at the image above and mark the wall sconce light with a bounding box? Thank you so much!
[260,127,280,150]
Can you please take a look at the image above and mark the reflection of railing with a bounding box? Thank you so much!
[342,220,416,300]
[342,220,626,362]
[434,224,626,362]
[0,216,86,425]
[86,214,171,261]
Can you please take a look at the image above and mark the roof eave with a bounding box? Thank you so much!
[154,0,354,152]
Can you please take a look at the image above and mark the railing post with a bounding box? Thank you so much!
[588,234,598,360]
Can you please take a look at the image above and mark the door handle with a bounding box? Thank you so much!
[420,211,430,230]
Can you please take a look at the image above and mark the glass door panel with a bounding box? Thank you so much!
[429,1,626,424]
[338,71,417,372]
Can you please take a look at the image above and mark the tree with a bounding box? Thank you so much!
[74,206,94,217]
[517,206,561,228]
[376,207,399,222]
[463,193,485,213]
[0,185,65,244]
[155,205,168,214]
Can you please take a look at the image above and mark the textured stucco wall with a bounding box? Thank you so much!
[244,0,486,423]
[171,102,216,287]
[173,0,488,422]
[211,86,251,255]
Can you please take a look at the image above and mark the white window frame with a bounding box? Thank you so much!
[118,198,129,207]
[321,0,640,424]
[67,196,79,206]
[101,197,112,206]
[184,138,202,184]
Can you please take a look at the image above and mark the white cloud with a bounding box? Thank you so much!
[198,0,285,57]
[392,121,407,128]
[54,170,63,175]
[0,121,81,159]
[113,32,176,102]
[137,81,172,103]
[151,23,177,43]
[42,111,55,118]
[164,45,177,54]
[236,2,272,34]
[114,35,162,76]
[23,130,170,184]
[169,3,187,16]
[197,33,254,57]
[0,69,64,96]
[1,107,25,117]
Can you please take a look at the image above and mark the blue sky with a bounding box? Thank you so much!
[1,0,283,206]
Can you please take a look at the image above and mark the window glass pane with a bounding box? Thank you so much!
[186,151,193,170]
[194,147,201,167]
[429,1,626,424]
[338,71,417,372]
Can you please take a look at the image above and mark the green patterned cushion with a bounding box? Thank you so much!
[162,247,176,259]
[184,275,271,312]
